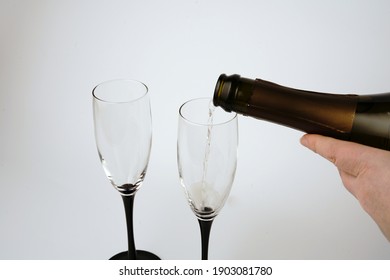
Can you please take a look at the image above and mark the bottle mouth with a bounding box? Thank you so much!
[213,74,241,112]
[213,74,227,108]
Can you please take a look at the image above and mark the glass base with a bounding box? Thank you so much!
[109,250,160,260]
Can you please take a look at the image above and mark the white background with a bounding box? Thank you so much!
[1,0,390,260]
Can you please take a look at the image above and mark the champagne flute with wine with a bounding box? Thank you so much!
[177,98,238,260]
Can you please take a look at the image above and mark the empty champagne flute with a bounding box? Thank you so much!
[92,79,159,260]
[177,98,238,260]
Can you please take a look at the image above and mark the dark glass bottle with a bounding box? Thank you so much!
[213,74,390,150]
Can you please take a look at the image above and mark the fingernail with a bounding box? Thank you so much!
[300,135,308,147]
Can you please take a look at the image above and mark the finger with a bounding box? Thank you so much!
[300,134,368,177]
[300,134,337,163]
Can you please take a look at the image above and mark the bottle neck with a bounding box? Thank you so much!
[213,74,359,137]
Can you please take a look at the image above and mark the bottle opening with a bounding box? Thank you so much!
[213,74,241,112]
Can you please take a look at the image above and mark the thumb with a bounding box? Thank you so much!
[300,134,367,177]
[300,134,337,164]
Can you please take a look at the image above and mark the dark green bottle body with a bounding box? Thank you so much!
[213,74,390,150]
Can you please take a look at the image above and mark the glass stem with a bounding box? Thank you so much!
[122,194,137,260]
[198,219,213,260]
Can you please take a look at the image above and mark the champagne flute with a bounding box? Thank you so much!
[177,98,238,260]
[92,79,159,260]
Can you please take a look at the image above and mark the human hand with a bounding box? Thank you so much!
[300,134,390,242]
